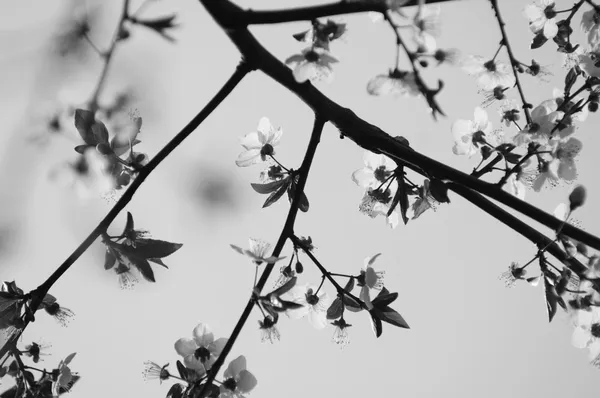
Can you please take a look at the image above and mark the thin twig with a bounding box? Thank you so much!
[200,0,600,251]
[200,115,327,394]
[0,60,252,363]
[88,0,131,112]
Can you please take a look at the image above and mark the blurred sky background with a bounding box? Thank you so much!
[0,0,599,397]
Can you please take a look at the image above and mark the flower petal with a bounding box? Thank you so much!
[352,168,376,188]
[235,149,262,167]
[174,338,197,357]
[209,337,228,356]
[224,355,247,379]
[236,369,258,393]
[239,132,262,150]
[193,323,214,346]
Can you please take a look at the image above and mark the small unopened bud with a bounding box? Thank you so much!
[568,185,586,211]
[295,261,303,274]
[588,102,598,112]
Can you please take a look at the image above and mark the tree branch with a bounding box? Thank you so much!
[0,60,252,364]
[448,183,587,275]
[200,115,327,393]
[228,0,457,26]
[199,0,600,252]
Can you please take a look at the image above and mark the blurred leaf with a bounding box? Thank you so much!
[263,181,288,208]
[104,248,117,270]
[74,109,95,144]
[369,310,383,338]
[135,239,183,259]
[251,178,288,194]
[326,297,343,320]
[176,360,187,381]
[530,32,548,49]
[544,275,558,322]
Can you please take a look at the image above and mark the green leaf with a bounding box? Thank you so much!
[135,239,183,259]
[369,310,383,337]
[341,293,362,312]
[388,170,409,225]
[132,258,156,282]
[379,307,410,328]
[74,144,91,154]
[104,248,117,270]
[429,179,450,204]
[372,291,398,308]
[544,275,558,322]
[251,178,289,194]
[504,152,521,164]
[263,181,289,208]
[91,121,109,144]
[287,180,309,212]
[326,297,343,320]
[176,360,187,381]
[344,277,355,292]
[148,258,168,268]
[167,383,185,398]
[530,31,548,49]
[272,276,297,296]
[74,109,95,144]
[412,197,431,220]
[124,212,135,235]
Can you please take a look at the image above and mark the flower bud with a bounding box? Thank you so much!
[568,185,586,211]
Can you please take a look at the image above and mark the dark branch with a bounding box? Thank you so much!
[0,61,252,364]
[200,115,327,394]
[237,0,457,26]
[199,0,600,252]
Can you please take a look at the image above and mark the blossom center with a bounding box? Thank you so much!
[194,346,211,363]
[543,6,556,19]
[304,50,320,63]
[306,293,320,306]
[591,323,600,338]
[45,302,60,316]
[483,60,496,72]
[371,188,392,204]
[223,377,237,391]
[373,166,392,182]
[260,144,274,158]
[471,131,486,146]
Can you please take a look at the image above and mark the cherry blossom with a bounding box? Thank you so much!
[581,8,600,47]
[367,69,420,97]
[462,55,516,91]
[258,316,280,344]
[351,151,397,189]
[412,5,441,53]
[286,284,331,329]
[358,253,385,291]
[571,308,600,368]
[358,188,399,229]
[451,107,493,157]
[285,47,338,83]
[142,361,170,383]
[331,318,351,349]
[230,238,286,265]
[52,353,76,397]
[174,323,227,373]
[524,0,558,39]
[235,117,283,167]
[219,355,258,398]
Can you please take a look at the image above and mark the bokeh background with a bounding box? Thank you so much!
[1,0,599,397]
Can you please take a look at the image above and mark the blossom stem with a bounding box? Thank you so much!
[315,275,326,294]
[88,0,131,113]
[198,115,326,395]
[0,60,253,363]
[489,0,532,125]
[291,234,363,305]
[491,43,503,62]
[82,31,103,56]
[328,272,354,278]
[269,155,290,172]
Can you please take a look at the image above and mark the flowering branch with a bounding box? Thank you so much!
[88,0,131,112]
[448,183,587,275]
[199,0,600,252]
[489,0,532,125]
[0,60,252,365]
[231,0,455,26]
[291,234,364,306]
[200,115,327,394]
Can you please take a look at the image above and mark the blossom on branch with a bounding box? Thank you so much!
[524,0,558,39]
[230,238,285,265]
[174,323,227,373]
[366,69,420,97]
[219,355,258,398]
[287,284,331,329]
[462,55,515,91]
[285,47,338,83]
[236,117,283,167]
[451,107,493,157]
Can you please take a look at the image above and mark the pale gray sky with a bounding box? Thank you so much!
[0,0,599,397]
